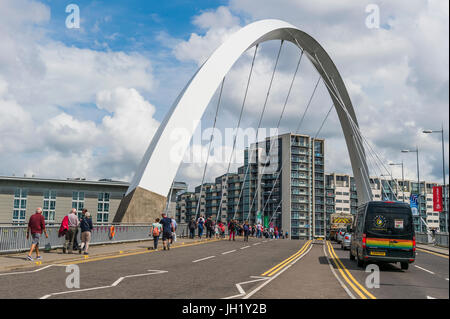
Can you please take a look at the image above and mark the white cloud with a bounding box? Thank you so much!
[169,2,449,186]
[0,0,160,181]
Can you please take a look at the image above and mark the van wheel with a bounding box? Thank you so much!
[349,250,355,260]
[357,252,364,267]
[400,262,409,270]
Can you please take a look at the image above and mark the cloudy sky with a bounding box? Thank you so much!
[0,0,448,191]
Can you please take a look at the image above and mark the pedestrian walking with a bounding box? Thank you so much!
[150,218,162,250]
[256,223,262,238]
[206,216,214,239]
[218,221,225,238]
[160,213,174,250]
[228,219,236,241]
[63,208,79,254]
[79,211,93,255]
[214,222,219,239]
[243,221,250,242]
[188,217,197,239]
[26,208,48,261]
[197,215,205,239]
[170,217,177,244]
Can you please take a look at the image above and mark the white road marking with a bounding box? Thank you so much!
[414,265,435,275]
[253,243,261,246]
[427,296,436,299]
[241,244,314,299]
[262,241,268,243]
[223,276,271,299]
[40,269,168,299]
[222,250,236,255]
[445,278,449,281]
[240,246,251,250]
[0,264,66,277]
[192,256,216,263]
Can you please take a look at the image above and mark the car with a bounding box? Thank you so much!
[341,232,351,250]
[350,201,415,270]
[336,228,346,243]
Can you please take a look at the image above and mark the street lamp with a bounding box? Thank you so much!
[401,147,424,232]
[423,123,448,233]
[390,161,405,203]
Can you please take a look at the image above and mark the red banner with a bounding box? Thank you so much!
[433,186,443,212]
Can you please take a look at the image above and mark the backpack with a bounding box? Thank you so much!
[152,225,160,237]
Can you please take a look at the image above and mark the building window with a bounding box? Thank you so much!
[13,188,27,224]
[97,192,110,223]
[43,190,56,223]
[72,191,85,219]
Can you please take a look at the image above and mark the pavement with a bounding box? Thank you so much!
[0,236,447,299]
[0,236,207,272]
[416,243,449,256]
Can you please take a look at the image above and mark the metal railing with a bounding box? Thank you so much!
[435,233,449,248]
[0,224,188,254]
[416,232,430,244]
[416,231,449,248]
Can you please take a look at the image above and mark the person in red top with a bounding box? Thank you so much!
[26,207,48,261]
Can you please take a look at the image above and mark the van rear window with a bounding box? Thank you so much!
[365,206,413,236]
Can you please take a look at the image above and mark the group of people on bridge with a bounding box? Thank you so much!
[186,216,288,242]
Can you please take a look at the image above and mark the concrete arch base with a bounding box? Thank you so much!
[113,187,166,223]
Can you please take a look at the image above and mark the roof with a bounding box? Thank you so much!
[0,175,130,187]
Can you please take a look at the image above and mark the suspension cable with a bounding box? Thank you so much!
[215,44,259,223]
[194,77,226,221]
[229,40,284,223]
[261,76,322,218]
[315,56,399,201]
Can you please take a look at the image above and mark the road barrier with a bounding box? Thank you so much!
[416,232,430,244]
[416,232,449,248]
[435,233,449,248]
[0,224,188,254]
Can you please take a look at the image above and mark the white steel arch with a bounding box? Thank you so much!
[128,19,373,205]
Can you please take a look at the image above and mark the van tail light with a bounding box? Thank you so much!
[413,236,416,252]
[362,233,367,249]
[345,236,349,240]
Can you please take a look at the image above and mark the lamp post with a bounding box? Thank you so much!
[390,161,405,202]
[402,147,424,232]
[423,123,448,233]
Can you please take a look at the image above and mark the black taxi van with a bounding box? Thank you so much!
[350,201,415,270]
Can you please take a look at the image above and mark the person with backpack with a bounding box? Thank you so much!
[78,211,93,255]
[197,215,205,239]
[243,221,250,242]
[150,218,162,250]
[160,213,174,250]
[188,217,197,239]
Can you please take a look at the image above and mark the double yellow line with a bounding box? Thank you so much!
[326,241,376,299]
[261,240,312,277]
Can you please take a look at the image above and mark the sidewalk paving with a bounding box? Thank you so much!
[416,243,449,256]
[0,237,214,273]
